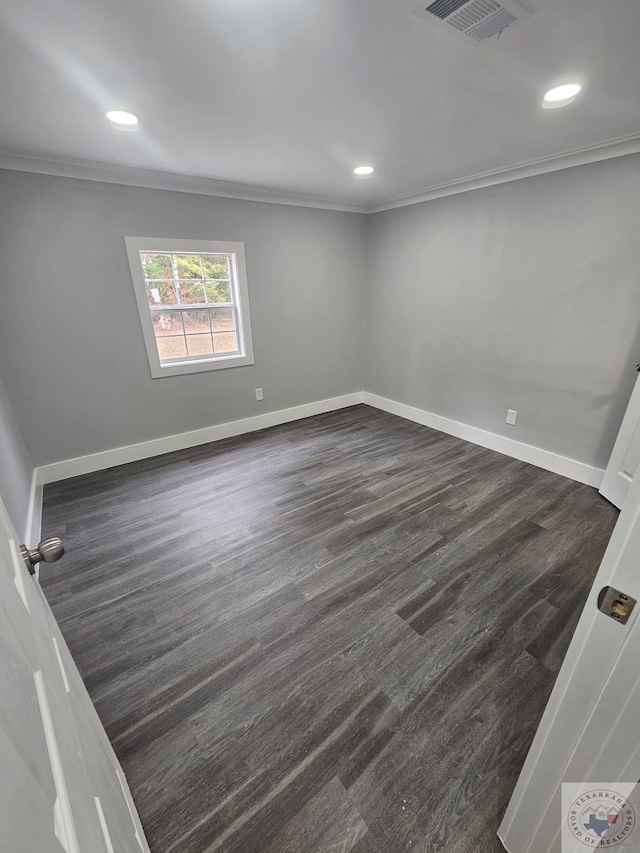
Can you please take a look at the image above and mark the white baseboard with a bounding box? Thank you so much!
[35,393,364,485]
[34,389,604,489]
[363,392,605,488]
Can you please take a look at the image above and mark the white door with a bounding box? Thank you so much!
[499,456,640,852]
[0,493,150,853]
[599,369,640,509]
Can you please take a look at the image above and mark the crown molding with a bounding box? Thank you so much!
[0,150,367,213]
[1,132,639,216]
[367,133,640,213]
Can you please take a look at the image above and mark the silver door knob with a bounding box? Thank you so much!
[20,538,65,575]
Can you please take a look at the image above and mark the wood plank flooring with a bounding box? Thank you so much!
[40,405,619,853]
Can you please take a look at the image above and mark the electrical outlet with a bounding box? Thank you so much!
[506,409,518,426]
[255,388,264,401]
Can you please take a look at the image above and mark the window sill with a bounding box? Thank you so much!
[150,353,255,378]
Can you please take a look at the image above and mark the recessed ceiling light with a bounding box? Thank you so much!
[542,84,581,109]
[105,109,139,130]
[353,165,375,177]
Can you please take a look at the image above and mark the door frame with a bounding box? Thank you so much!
[599,370,640,509]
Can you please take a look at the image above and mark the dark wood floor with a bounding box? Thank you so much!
[41,405,619,853]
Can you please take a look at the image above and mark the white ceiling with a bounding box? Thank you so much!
[0,0,639,210]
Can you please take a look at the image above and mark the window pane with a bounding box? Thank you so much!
[152,311,184,336]
[213,331,239,353]
[186,334,214,357]
[156,336,187,360]
[182,309,211,335]
[174,254,202,279]
[127,237,253,376]
[210,307,236,332]
[178,280,205,304]
[141,253,173,280]
[202,256,229,279]
[147,281,178,305]
[205,281,231,303]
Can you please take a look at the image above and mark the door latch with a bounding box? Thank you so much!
[598,586,636,625]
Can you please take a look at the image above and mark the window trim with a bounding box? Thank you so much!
[125,236,255,378]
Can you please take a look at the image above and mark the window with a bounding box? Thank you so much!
[125,237,254,378]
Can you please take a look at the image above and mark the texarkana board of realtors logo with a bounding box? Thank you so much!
[562,784,637,850]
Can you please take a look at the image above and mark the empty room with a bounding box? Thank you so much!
[1,1,640,851]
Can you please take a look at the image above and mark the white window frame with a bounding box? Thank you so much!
[125,236,255,378]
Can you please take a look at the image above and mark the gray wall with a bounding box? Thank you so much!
[0,171,366,466]
[2,155,639,476]
[0,376,33,539]
[364,154,640,470]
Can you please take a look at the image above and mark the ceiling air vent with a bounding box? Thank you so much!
[420,0,531,42]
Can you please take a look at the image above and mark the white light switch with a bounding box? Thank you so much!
[506,409,518,426]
